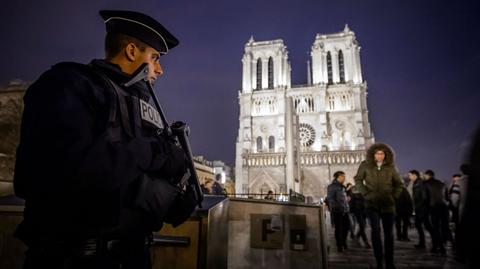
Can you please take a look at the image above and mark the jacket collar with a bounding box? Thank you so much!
[332,179,344,187]
[90,59,151,100]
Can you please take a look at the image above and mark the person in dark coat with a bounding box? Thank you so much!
[345,183,357,240]
[327,171,350,252]
[13,10,197,269]
[423,170,450,255]
[448,174,462,228]
[459,127,480,268]
[408,170,433,249]
[211,181,224,195]
[395,185,413,241]
[354,143,403,269]
[264,190,275,200]
[348,185,371,248]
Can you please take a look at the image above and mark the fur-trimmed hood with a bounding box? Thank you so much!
[366,143,396,167]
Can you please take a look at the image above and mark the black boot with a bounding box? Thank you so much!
[386,263,396,269]
[414,242,426,249]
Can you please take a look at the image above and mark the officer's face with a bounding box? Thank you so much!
[137,46,164,84]
[122,43,164,84]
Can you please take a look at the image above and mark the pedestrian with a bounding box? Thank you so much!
[457,165,469,223]
[345,183,357,240]
[13,10,197,269]
[349,185,371,248]
[408,170,433,249]
[265,190,275,200]
[448,174,462,228]
[354,143,403,269]
[200,183,210,194]
[423,170,450,255]
[203,179,214,194]
[327,171,350,252]
[395,185,413,241]
[211,180,224,195]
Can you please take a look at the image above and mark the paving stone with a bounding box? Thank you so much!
[327,224,466,269]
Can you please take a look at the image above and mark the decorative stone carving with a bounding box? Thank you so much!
[260,124,268,133]
[335,120,345,130]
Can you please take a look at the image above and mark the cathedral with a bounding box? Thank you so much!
[235,25,375,201]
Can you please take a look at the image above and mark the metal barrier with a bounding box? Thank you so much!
[225,189,308,203]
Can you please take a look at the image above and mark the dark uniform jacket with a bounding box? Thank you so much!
[396,187,413,216]
[14,60,186,244]
[354,143,404,214]
[327,179,349,213]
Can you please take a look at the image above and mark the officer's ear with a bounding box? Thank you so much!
[124,42,138,62]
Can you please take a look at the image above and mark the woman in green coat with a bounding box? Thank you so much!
[354,143,403,269]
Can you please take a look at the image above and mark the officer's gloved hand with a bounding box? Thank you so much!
[149,139,188,184]
[132,174,181,231]
[164,186,198,227]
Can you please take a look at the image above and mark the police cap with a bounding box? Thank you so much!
[100,10,179,55]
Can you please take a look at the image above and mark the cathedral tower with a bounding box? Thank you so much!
[235,26,374,201]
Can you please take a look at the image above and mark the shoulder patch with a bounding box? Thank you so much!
[139,99,163,129]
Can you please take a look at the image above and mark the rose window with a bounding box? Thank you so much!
[298,123,316,147]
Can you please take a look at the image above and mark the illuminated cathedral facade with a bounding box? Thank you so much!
[235,25,375,200]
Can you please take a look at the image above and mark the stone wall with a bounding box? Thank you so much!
[302,164,360,200]
[0,81,27,197]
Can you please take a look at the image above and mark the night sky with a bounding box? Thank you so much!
[1,0,479,182]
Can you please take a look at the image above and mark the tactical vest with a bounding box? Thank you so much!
[89,65,164,143]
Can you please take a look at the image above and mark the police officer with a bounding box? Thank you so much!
[14,10,196,269]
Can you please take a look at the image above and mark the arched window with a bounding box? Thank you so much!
[269,136,275,152]
[268,57,274,89]
[328,95,335,111]
[338,50,345,83]
[342,94,347,109]
[256,58,262,90]
[327,52,333,84]
[257,136,263,152]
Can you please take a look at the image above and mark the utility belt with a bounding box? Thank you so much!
[75,235,152,257]
[27,234,153,259]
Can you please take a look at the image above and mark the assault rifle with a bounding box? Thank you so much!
[125,63,203,208]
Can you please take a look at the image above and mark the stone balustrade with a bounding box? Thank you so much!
[242,152,286,166]
[299,150,366,166]
[242,150,366,167]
